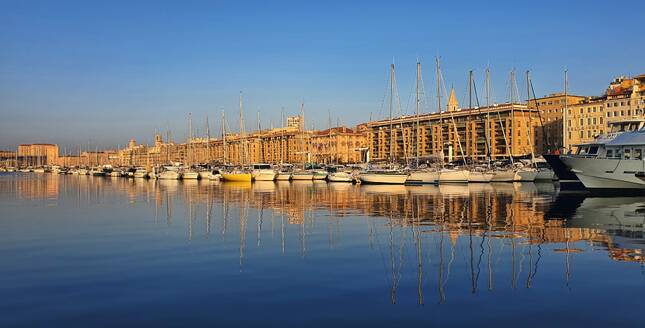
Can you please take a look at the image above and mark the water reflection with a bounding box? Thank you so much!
[1,173,644,308]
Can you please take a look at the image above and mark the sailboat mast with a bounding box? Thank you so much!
[389,63,395,162]
[206,115,210,166]
[436,57,443,162]
[469,70,474,163]
[221,110,227,164]
[239,92,246,165]
[525,70,535,162]
[415,60,421,167]
[188,112,193,166]
[563,70,569,151]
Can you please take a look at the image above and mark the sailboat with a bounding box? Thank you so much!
[221,92,252,182]
[291,103,315,181]
[436,58,469,183]
[359,63,408,185]
[182,113,201,180]
[482,68,516,182]
[406,60,440,184]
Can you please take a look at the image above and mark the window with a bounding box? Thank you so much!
[568,132,572,139]
[589,146,599,154]
[636,149,642,160]
[628,110,631,116]
[588,118,592,125]
[580,108,583,114]
[606,149,614,158]
[600,117,604,124]
[587,131,591,138]
[625,148,631,160]
[607,112,612,117]
[621,111,624,116]
[580,119,584,126]
[593,118,597,124]
[587,108,591,113]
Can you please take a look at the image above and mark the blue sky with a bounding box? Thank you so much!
[1,0,643,150]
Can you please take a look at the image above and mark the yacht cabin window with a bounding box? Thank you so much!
[606,149,614,158]
[635,149,643,160]
[588,146,599,155]
[624,148,631,160]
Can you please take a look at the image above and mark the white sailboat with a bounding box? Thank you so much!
[359,63,408,185]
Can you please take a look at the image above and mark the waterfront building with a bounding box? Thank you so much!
[17,144,59,166]
[527,93,586,151]
[366,102,543,163]
[565,74,645,148]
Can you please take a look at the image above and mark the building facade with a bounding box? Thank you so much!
[565,74,645,148]
[528,93,585,151]
[367,103,544,163]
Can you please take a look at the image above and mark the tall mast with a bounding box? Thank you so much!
[206,115,210,166]
[239,91,246,165]
[389,63,395,162]
[436,57,443,162]
[525,70,535,162]
[299,102,306,166]
[221,110,227,164]
[415,60,421,167]
[489,68,512,163]
[469,70,474,162]
[563,70,569,151]
[188,112,193,166]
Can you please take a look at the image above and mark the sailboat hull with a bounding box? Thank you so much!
[276,173,291,181]
[359,173,408,184]
[158,171,181,180]
[468,172,494,183]
[221,173,252,182]
[182,172,200,180]
[406,171,439,184]
[438,169,470,183]
[490,170,516,182]
[514,169,538,182]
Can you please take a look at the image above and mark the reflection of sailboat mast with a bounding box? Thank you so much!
[257,203,263,247]
[221,189,229,239]
[414,200,424,305]
[239,196,248,271]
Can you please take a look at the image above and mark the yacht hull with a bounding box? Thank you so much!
[182,172,200,180]
[468,172,494,183]
[328,172,353,182]
[291,173,314,180]
[276,173,291,181]
[561,156,645,191]
[252,171,277,181]
[406,171,439,184]
[438,169,469,184]
[490,170,516,182]
[359,173,408,184]
[514,169,538,182]
[221,173,252,182]
[534,168,555,181]
[158,171,181,180]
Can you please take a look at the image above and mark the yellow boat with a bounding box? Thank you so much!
[221,172,252,182]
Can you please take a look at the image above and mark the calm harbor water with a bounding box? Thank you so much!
[0,173,644,327]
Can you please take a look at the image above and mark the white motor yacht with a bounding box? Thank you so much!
[561,127,645,191]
